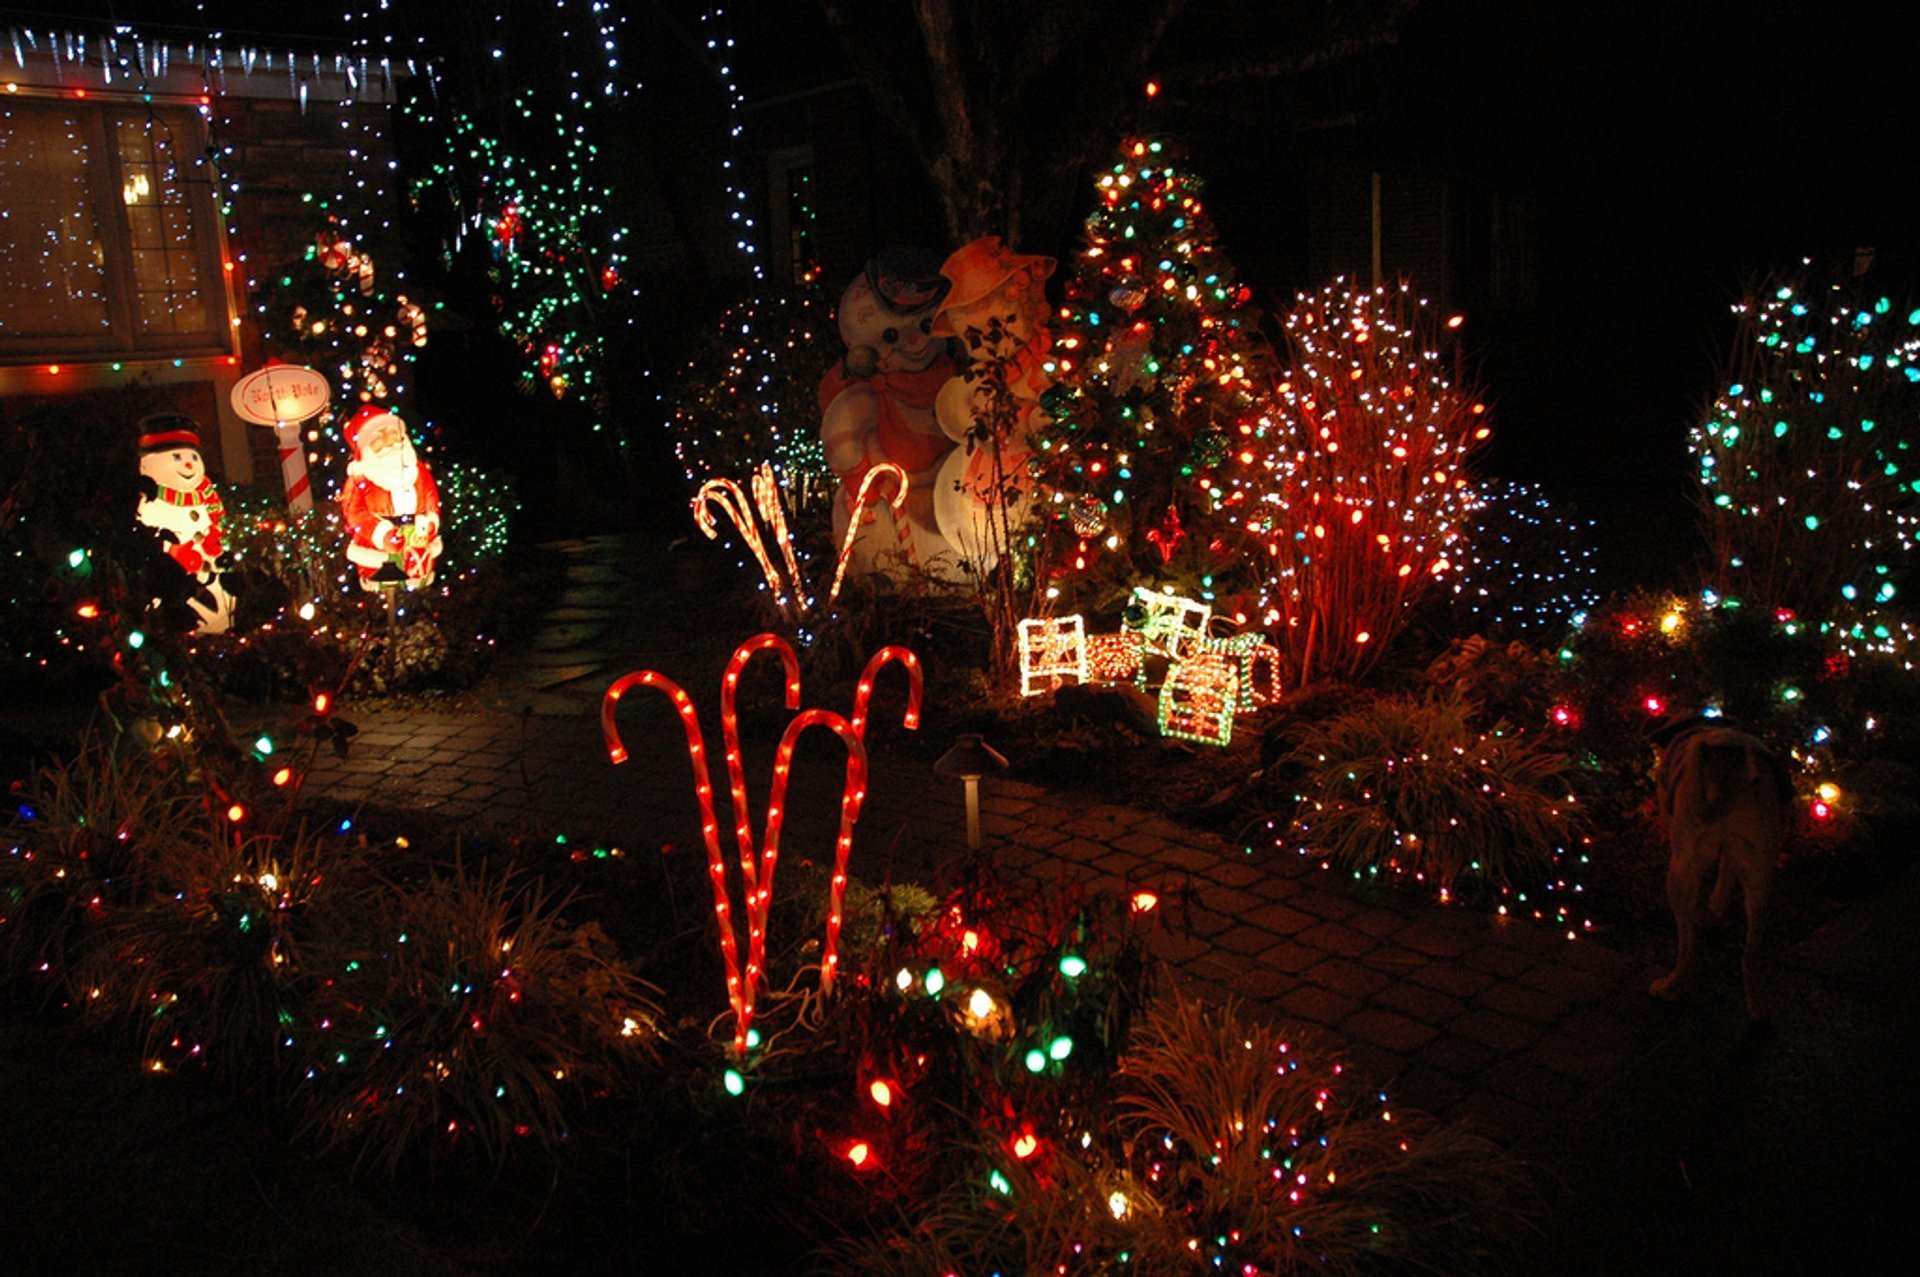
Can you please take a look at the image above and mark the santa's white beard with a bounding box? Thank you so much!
[361,458,420,512]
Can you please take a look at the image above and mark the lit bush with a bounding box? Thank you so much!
[1284,689,1583,892]
[293,860,661,1174]
[844,993,1534,1275]
[1692,267,1920,657]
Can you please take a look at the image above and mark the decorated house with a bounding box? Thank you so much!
[0,23,402,491]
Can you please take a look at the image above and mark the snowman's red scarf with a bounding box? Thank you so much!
[155,476,225,521]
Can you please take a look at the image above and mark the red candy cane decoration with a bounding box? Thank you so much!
[752,462,810,610]
[601,670,751,1048]
[720,634,802,973]
[750,709,867,1009]
[602,637,920,1052]
[827,463,911,608]
[820,645,923,993]
[694,478,793,613]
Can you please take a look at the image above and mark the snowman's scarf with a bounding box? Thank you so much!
[154,476,225,521]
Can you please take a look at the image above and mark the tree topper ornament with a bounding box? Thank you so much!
[339,405,443,591]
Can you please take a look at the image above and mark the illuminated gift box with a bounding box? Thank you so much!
[1194,633,1284,711]
[1157,651,1239,746]
[1017,614,1090,697]
[1085,631,1144,683]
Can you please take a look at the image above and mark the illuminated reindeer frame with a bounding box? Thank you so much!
[601,635,922,1058]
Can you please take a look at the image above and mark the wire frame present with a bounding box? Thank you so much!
[1126,586,1212,661]
[1158,651,1239,746]
[1017,614,1090,697]
[1085,631,1144,683]
[1195,633,1285,711]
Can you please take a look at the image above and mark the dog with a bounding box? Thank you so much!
[1648,720,1795,1022]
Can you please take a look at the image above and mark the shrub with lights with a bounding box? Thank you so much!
[844,994,1534,1275]
[1035,136,1267,611]
[1432,480,1599,637]
[666,283,839,513]
[1236,280,1489,686]
[1692,267,1920,659]
[1275,688,1589,930]
[294,860,662,1175]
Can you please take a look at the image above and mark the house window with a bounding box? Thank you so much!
[766,145,818,286]
[0,97,229,363]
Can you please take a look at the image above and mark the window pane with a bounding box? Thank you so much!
[0,104,112,338]
[114,114,219,338]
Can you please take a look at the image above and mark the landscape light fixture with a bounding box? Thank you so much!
[933,733,1008,850]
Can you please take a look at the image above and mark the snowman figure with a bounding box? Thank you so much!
[928,236,1056,573]
[339,405,443,591]
[818,246,963,582]
[135,413,235,634]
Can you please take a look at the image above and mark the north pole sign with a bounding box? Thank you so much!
[231,363,331,426]
[230,363,329,513]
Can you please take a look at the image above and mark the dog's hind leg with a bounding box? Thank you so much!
[1739,857,1774,1023]
[1650,853,1710,1000]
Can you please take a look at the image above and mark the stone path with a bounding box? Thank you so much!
[303,533,1690,1146]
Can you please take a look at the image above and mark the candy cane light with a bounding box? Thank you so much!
[694,477,793,613]
[602,635,919,1051]
[827,463,912,607]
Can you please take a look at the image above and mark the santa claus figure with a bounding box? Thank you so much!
[339,405,443,591]
[135,413,235,634]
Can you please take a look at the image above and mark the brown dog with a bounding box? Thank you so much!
[1649,722,1794,1021]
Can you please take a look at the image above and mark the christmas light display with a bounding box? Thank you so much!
[668,285,836,508]
[1125,585,1211,664]
[1193,631,1283,712]
[751,461,807,608]
[1035,137,1264,597]
[600,635,918,1054]
[1441,480,1599,635]
[397,1,638,430]
[1016,615,1090,698]
[694,475,795,613]
[1691,267,1920,662]
[1156,650,1239,746]
[1240,280,1488,684]
[827,463,911,608]
[1084,631,1144,683]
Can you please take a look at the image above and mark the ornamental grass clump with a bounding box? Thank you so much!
[841,993,1534,1275]
[1285,689,1582,891]
[294,859,662,1175]
[0,731,196,1008]
[92,822,352,1081]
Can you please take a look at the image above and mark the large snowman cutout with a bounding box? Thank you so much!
[135,413,236,634]
[929,237,1055,575]
[818,247,967,582]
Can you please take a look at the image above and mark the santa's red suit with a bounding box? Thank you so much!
[339,406,444,589]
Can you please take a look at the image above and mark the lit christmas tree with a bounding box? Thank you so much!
[1237,280,1488,684]
[1692,267,1920,662]
[1036,138,1266,609]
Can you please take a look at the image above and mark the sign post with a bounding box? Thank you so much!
[229,363,331,514]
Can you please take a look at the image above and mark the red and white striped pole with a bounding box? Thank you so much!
[231,362,329,516]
